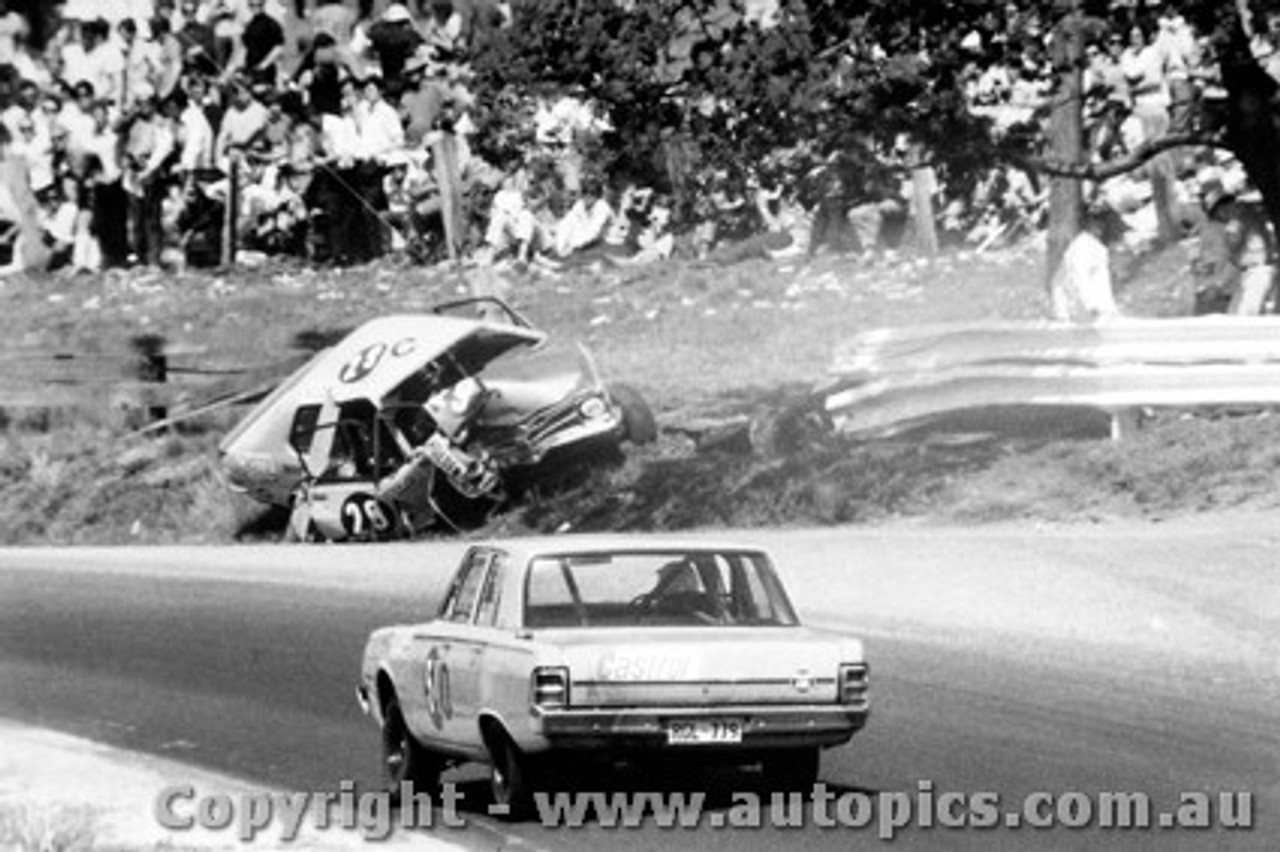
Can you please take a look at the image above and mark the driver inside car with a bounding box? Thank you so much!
[640,559,725,622]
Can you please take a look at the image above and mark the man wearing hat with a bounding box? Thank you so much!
[368,3,423,92]
[1194,179,1276,315]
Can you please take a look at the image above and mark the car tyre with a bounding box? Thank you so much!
[761,747,820,794]
[609,382,657,445]
[488,731,535,820]
[381,696,443,802]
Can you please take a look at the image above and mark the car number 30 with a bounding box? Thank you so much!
[423,648,452,729]
[341,494,395,538]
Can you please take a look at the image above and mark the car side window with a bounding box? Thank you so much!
[474,553,507,626]
[442,550,491,622]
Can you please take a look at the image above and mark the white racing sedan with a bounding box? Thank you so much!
[356,536,870,818]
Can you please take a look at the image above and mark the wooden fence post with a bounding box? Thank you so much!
[130,333,168,430]
[433,132,463,261]
[222,153,239,268]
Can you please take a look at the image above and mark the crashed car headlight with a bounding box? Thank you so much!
[579,396,608,420]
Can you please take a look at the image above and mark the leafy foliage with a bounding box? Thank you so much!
[470,0,1280,236]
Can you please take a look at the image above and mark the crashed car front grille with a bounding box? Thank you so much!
[482,393,618,464]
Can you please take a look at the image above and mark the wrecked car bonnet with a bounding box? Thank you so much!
[477,345,592,425]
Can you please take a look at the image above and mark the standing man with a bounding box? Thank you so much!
[228,0,285,87]
[367,3,423,94]
[1197,181,1276,315]
[122,94,174,267]
[176,0,219,76]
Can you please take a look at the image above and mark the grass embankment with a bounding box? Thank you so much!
[2,240,1277,544]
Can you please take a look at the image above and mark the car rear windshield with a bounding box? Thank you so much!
[523,551,799,628]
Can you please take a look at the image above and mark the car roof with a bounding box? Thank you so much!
[469,534,770,563]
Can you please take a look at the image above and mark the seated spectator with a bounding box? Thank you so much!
[553,177,612,258]
[36,177,80,270]
[1050,207,1120,323]
[420,0,465,66]
[484,168,543,262]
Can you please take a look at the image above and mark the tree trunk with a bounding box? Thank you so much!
[1045,6,1085,291]
[1219,22,1280,249]
[910,144,938,256]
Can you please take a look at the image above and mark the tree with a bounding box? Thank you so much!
[472,0,1280,285]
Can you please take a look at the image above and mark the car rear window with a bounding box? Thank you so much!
[523,551,798,628]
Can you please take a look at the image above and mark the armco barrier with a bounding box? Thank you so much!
[824,317,1280,438]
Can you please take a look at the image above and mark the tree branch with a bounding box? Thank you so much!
[1014,131,1228,180]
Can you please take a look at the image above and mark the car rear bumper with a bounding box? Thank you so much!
[532,704,868,751]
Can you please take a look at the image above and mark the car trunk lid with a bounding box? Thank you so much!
[540,627,844,707]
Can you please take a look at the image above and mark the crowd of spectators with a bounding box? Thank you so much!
[0,0,1275,292]
[0,0,694,275]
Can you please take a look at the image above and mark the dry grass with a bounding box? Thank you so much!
[4,238,1274,543]
[0,803,97,852]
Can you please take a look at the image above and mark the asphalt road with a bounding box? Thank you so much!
[1,537,1276,851]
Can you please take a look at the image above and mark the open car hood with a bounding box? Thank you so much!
[219,315,545,486]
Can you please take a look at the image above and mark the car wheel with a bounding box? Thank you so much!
[381,696,442,802]
[488,731,535,820]
[761,747,820,793]
[609,382,657,445]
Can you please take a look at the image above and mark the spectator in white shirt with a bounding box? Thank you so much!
[1050,209,1120,323]
[58,81,99,161]
[215,79,268,167]
[164,87,214,178]
[356,75,404,162]
[0,0,30,67]
[120,17,162,112]
[82,19,125,112]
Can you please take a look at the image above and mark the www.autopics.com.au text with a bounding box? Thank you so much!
[153,780,1255,842]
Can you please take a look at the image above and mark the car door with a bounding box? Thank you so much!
[409,548,493,749]
[448,549,508,733]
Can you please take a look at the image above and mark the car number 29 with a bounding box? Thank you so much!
[666,719,743,745]
[341,494,395,538]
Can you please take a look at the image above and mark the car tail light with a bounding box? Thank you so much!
[838,663,869,706]
[531,666,569,710]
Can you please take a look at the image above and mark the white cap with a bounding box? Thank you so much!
[383,3,412,23]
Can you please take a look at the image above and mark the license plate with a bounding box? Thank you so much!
[666,719,743,745]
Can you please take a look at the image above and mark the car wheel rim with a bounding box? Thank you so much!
[384,723,406,782]
[491,744,510,805]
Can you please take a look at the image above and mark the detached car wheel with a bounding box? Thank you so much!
[381,696,443,801]
[488,732,535,820]
[609,382,657,445]
[761,747,820,793]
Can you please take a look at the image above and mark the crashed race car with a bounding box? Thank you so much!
[218,299,656,541]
